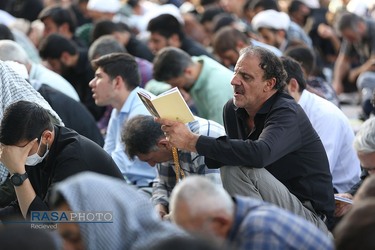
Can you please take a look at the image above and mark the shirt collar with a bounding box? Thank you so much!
[118,86,141,115]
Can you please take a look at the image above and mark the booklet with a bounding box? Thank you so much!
[137,87,195,124]
[334,195,353,205]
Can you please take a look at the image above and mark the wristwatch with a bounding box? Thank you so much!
[9,172,28,186]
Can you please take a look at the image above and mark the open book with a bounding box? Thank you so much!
[334,195,353,205]
[137,87,195,124]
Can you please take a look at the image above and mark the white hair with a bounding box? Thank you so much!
[0,40,30,65]
[353,117,375,153]
[170,176,234,218]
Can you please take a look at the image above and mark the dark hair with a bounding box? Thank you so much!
[288,0,306,14]
[147,14,184,40]
[250,0,280,11]
[121,115,163,159]
[281,56,306,92]
[0,101,53,145]
[0,24,14,40]
[334,11,363,35]
[152,47,192,82]
[200,6,225,25]
[239,46,287,91]
[284,45,315,76]
[88,35,126,61]
[0,224,58,250]
[213,26,248,54]
[38,5,77,33]
[91,20,130,43]
[39,33,77,59]
[91,52,140,90]
[212,13,236,33]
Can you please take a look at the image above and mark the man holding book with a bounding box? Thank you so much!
[121,115,224,219]
[89,53,157,188]
[157,46,334,233]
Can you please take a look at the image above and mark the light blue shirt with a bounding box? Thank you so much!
[104,87,157,186]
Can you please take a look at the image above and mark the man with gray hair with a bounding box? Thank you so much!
[335,117,375,217]
[0,40,80,101]
[170,176,334,250]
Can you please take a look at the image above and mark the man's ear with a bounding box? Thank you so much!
[60,51,71,66]
[288,78,300,94]
[112,75,124,90]
[58,23,70,36]
[210,215,232,238]
[168,33,181,47]
[236,39,247,50]
[157,137,171,150]
[41,130,53,145]
[264,78,276,92]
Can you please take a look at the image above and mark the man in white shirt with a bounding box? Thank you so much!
[282,56,361,193]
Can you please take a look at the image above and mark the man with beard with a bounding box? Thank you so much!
[152,47,233,125]
[39,33,105,121]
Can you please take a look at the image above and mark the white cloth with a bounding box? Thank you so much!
[298,90,361,193]
[52,172,185,250]
[251,9,291,31]
[87,0,121,13]
[251,39,282,57]
[29,63,80,101]
[0,61,62,183]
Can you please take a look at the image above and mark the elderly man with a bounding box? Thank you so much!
[335,117,375,217]
[170,176,334,250]
[158,46,334,232]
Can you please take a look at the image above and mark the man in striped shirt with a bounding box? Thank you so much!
[122,115,224,218]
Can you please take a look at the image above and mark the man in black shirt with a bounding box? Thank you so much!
[158,46,334,232]
[0,101,123,220]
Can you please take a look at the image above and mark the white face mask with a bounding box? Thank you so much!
[25,139,49,166]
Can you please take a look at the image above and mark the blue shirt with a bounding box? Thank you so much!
[229,196,334,250]
[104,87,157,186]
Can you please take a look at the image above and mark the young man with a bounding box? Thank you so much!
[89,53,156,187]
[0,101,123,220]
[147,13,213,58]
[121,115,223,218]
[153,47,233,125]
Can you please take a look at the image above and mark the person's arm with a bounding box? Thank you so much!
[158,107,303,168]
[151,166,172,219]
[348,56,375,83]
[332,52,351,94]
[0,140,38,218]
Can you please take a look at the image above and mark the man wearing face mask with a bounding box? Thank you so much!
[0,101,124,220]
